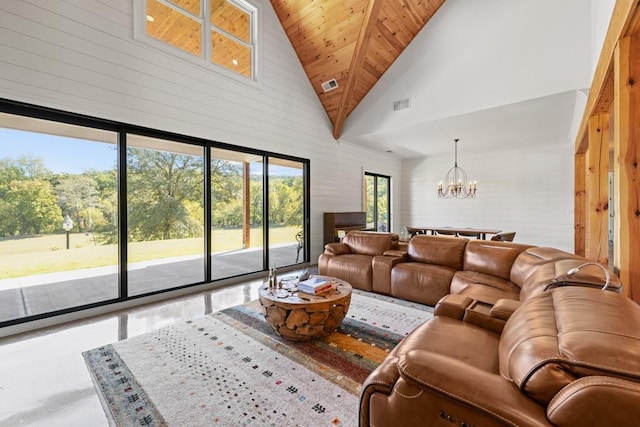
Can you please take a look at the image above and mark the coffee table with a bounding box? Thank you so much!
[258,275,352,341]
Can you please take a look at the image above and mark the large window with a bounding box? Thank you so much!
[0,113,119,322]
[365,172,390,232]
[268,159,306,268]
[142,0,257,79]
[127,134,205,296]
[210,149,263,279]
[0,102,309,327]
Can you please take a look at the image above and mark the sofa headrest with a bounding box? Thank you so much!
[407,235,468,270]
[463,240,533,281]
[499,287,640,405]
[510,247,583,287]
[342,231,396,256]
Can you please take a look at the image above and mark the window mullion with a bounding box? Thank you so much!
[203,0,210,62]
[211,25,251,48]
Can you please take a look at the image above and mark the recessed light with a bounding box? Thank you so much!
[146,15,155,22]
[232,59,238,66]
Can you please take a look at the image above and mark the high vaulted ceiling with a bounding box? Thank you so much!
[270,0,446,139]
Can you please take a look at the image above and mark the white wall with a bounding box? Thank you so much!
[591,0,617,80]
[342,0,595,251]
[401,139,576,251]
[343,0,592,138]
[0,0,402,260]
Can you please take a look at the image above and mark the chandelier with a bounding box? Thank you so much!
[437,138,477,199]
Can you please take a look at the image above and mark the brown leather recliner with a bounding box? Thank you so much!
[359,286,640,426]
[318,231,399,291]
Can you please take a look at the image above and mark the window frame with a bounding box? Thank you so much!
[364,172,391,233]
[0,97,309,328]
[134,0,262,85]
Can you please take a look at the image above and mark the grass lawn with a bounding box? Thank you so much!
[0,226,301,278]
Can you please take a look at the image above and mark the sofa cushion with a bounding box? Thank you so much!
[457,285,520,306]
[407,235,467,270]
[343,231,395,256]
[499,287,640,405]
[510,247,583,287]
[451,271,519,297]
[517,258,584,301]
[463,240,533,281]
[321,254,373,291]
[391,315,501,374]
[391,262,455,306]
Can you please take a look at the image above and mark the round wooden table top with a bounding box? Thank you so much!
[258,275,352,308]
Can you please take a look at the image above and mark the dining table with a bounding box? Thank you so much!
[405,226,502,240]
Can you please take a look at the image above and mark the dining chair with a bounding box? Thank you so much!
[491,231,516,242]
[295,230,304,262]
[435,228,459,237]
[458,231,480,239]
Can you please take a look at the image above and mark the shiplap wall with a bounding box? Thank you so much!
[400,139,575,251]
[0,0,402,260]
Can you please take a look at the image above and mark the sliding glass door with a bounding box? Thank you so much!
[210,149,264,280]
[365,172,390,232]
[0,113,119,322]
[127,134,205,296]
[0,102,310,327]
[268,159,306,268]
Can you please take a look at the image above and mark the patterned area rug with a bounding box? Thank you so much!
[83,290,433,426]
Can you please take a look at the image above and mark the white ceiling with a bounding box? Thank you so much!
[339,0,601,159]
[343,90,583,158]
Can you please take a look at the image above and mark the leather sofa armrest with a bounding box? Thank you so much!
[547,376,640,427]
[462,300,505,334]
[489,298,521,321]
[323,242,351,255]
[372,254,406,295]
[383,249,408,258]
[360,356,401,427]
[398,350,547,426]
[434,294,474,319]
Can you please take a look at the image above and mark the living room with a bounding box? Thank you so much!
[1,0,639,425]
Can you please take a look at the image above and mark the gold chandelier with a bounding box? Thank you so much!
[437,138,477,199]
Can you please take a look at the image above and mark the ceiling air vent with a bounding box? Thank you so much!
[321,79,339,92]
[393,98,411,111]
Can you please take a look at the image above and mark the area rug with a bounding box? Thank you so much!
[83,290,433,426]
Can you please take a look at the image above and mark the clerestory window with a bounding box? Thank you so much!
[140,0,257,80]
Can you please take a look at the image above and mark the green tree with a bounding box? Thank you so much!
[211,159,242,227]
[127,148,203,241]
[0,179,61,236]
[87,170,118,243]
[0,156,51,196]
[249,177,263,225]
[56,174,100,231]
[269,176,303,227]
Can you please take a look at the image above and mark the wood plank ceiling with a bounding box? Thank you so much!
[270,0,447,138]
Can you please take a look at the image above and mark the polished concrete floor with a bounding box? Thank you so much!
[0,278,265,427]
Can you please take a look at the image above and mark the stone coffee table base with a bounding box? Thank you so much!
[258,280,352,341]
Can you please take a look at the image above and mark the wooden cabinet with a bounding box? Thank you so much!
[323,212,367,245]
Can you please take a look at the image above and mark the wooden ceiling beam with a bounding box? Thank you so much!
[332,0,383,139]
[575,0,637,154]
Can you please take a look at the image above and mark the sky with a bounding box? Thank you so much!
[0,128,303,176]
[0,128,116,174]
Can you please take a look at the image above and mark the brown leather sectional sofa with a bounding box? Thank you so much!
[318,231,639,426]
[360,286,640,426]
[321,233,620,306]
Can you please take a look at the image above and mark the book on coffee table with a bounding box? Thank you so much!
[298,277,333,294]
